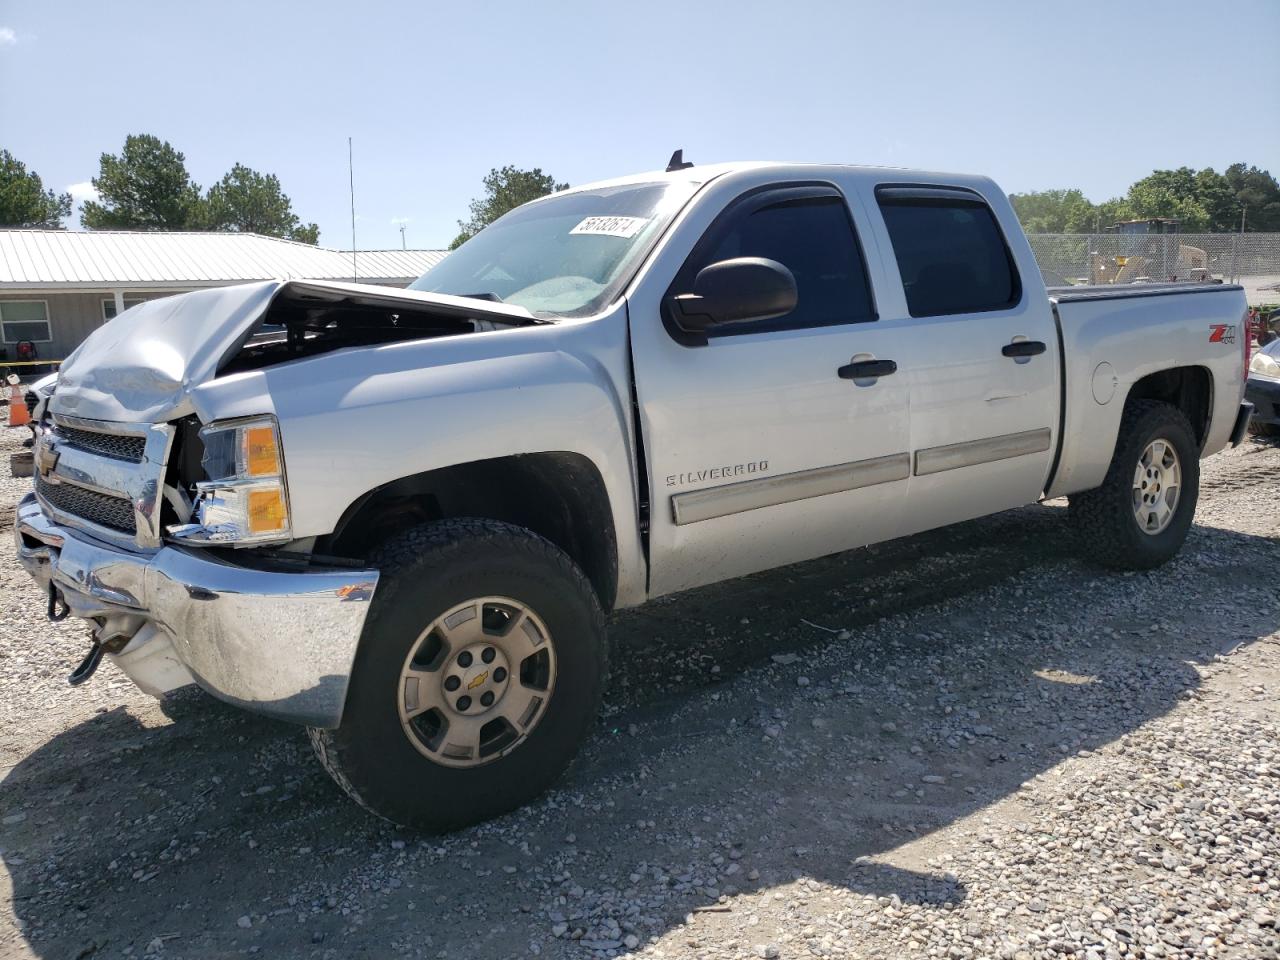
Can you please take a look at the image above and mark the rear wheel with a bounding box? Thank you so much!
[1069,400,1200,570]
[309,518,607,831]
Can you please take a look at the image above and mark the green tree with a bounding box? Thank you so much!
[1008,188,1098,233]
[1123,167,1210,230]
[1222,163,1280,231]
[202,163,320,244]
[1094,196,1137,229]
[1193,167,1240,232]
[81,134,202,230]
[1116,164,1280,232]
[451,165,568,249]
[0,149,72,227]
[1010,162,1280,235]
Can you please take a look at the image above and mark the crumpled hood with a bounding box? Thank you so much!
[48,279,537,424]
[51,281,282,423]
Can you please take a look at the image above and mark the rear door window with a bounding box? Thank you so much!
[876,187,1020,317]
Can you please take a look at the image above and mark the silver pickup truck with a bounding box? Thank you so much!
[14,159,1253,830]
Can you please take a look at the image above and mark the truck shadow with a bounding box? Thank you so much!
[2,504,1277,959]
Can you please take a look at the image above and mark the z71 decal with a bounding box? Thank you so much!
[1209,323,1236,344]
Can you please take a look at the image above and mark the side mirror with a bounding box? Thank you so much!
[667,257,797,335]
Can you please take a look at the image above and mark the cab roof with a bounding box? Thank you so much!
[551,160,999,200]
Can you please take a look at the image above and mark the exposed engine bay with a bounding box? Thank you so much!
[220,282,542,375]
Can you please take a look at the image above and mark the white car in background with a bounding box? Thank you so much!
[1247,337,1280,436]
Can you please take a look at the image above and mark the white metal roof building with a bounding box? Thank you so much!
[0,230,446,288]
[0,229,447,361]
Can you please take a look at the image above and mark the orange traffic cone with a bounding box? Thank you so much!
[8,383,30,427]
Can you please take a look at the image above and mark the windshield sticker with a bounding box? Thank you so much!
[569,216,649,239]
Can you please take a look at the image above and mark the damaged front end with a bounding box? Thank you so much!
[221,280,543,374]
[16,404,378,725]
[15,279,534,723]
[51,279,542,424]
[15,491,379,726]
[172,282,542,546]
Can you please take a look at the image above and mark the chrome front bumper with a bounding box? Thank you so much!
[14,493,379,728]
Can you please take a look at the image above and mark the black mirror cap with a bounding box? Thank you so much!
[670,257,798,337]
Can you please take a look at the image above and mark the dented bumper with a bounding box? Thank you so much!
[14,493,379,728]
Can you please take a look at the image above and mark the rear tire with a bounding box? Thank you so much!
[1069,400,1200,570]
[309,518,607,831]
[1247,419,1280,438]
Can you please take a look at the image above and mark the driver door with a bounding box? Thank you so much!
[628,182,912,597]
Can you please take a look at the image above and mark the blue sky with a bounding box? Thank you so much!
[2,0,1277,251]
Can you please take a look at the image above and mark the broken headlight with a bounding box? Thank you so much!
[169,416,291,546]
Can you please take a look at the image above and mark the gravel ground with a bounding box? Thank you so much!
[1240,276,1279,308]
[0,422,1277,960]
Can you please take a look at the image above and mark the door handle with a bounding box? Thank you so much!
[1002,340,1046,358]
[838,359,897,380]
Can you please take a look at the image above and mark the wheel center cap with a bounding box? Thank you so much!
[444,643,511,716]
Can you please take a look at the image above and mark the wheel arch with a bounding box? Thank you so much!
[322,452,620,612]
[1123,364,1213,449]
[1049,362,1216,499]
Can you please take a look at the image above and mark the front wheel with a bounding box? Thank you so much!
[1069,400,1200,570]
[309,518,607,831]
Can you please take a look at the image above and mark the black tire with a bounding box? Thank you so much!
[309,518,607,831]
[1247,419,1280,438]
[1069,400,1200,570]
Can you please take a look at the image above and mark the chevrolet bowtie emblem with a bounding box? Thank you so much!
[36,443,60,479]
[466,671,488,691]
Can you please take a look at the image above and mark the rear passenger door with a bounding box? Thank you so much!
[870,185,1060,534]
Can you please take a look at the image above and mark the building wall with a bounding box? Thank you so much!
[0,291,176,362]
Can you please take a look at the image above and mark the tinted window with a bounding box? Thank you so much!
[688,194,875,336]
[877,194,1019,316]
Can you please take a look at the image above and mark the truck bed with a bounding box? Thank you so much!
[1046,280,1248,500]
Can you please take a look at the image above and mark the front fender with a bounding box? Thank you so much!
[189,308,646,606]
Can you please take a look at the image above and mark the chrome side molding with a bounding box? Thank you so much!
[669,428,1052,526]
[914,428,1052,477]
[671,453,910,526]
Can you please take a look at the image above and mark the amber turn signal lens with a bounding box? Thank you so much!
[243,425,281,477]
[246,487,288,534]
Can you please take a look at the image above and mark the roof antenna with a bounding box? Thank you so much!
[666,149,694,172]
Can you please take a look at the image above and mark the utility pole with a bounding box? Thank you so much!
[399,223,407,250]
[348,137,357,282]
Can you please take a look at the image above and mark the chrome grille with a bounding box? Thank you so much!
[54,425,146,462]
[37,416,173,548]
[35,474,137,535]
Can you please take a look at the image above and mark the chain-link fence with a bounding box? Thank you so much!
[1026,232,1280,303]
